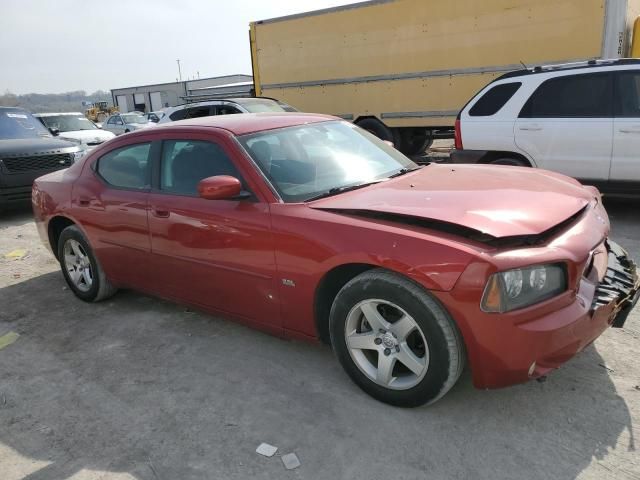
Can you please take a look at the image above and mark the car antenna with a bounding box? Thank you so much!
[520,60,528,70]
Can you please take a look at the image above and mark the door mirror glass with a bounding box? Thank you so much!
[198,175,242,200]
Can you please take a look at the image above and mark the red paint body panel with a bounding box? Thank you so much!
[309,164,592,237]
[32,114,623,390]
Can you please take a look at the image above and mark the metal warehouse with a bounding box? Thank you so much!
[110,74,253,113]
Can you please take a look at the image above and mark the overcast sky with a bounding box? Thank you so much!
[0,0,365,95]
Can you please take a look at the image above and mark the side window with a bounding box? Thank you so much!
[114,116,123,125]
[469,82,521,116]
[169,108,187,121]
[96,143,151,190]
[107,116,116,125]
[217,105,242,115]
[184,106,212,119]
[615,71,640,117]
[519,73,612,118]
[160,140,245,196]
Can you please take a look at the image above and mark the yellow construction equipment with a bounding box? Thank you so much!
[85,101,118,123]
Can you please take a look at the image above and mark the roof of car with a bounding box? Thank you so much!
[158,112,338,136]
[33,112,84,117]
[495,58,640,81]
[169,97,283,110]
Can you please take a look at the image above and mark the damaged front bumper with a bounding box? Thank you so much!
[592,240,640,328]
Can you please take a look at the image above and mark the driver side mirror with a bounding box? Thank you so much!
[49,127,60,136]
[198,175,248,200]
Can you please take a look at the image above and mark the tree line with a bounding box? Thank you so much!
[0,90,113,114]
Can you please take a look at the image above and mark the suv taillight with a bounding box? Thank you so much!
[454,117,463,150]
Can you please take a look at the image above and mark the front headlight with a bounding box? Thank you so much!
[481,264,567,313]
[71,149,87,163]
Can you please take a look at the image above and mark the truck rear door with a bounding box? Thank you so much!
[514,72,613,181]
[611,70,640,182]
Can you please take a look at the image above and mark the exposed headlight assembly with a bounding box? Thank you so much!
[71,149,87,163]
[481,264,567,313]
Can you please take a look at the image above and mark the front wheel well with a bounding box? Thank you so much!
[48,216,75,260]
[314,263,377,344]
[477,151,532,166]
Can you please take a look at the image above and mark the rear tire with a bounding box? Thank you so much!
[490,157,529,167]
[356,118,394,143]
[329,269,465,407]
[398,129,434,156]
[57,225,117,302]
[96,112,107,122]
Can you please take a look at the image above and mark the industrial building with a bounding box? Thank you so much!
[110,74,253,113]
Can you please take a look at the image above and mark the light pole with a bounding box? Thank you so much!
[176,59,182,82]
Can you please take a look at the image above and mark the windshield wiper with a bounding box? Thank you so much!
[305,180,383,202]
[387,166,423,179]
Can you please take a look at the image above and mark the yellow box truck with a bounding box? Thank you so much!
[250,0,640,154]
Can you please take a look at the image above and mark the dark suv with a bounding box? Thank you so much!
[0,107,82,210]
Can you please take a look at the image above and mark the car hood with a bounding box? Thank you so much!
[308,164,594,239]
[0,137,80,156]
[57,130,115,144]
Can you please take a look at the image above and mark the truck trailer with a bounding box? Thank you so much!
[250,0,640,154]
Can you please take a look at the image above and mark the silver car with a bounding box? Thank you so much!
[102,113,152,135]
[156,97,297,124]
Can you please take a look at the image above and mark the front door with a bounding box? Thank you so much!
[612,70,640,182]
[147,136,280,327]
[514,72,613,181]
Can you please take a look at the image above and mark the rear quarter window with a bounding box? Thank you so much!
[469,82,522,116]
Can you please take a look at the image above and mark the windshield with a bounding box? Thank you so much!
[39,114,97,132]
[239,99,297,113]
[239,120,417,202]
[122,114,148,124]
[0,109,51,140]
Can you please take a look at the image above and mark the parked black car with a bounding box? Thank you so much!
[0,107,82,210]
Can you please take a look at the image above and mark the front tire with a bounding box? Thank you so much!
[329,269,465,407]
[57,225,117,302]
[490,157,529,167]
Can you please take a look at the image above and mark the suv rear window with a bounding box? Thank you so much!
[519,73,612,118]
[469,82,521,116]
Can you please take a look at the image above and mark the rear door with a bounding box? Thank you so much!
[73,141,154,288]
[514,72,613,181]
[612,70,640,182]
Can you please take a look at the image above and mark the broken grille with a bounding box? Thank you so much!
[592,241,638,310]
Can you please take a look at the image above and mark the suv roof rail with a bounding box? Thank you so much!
[496,58,640,81]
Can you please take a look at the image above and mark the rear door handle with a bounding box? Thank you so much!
[78,197,91,207]
[619,127,640,134]
[152,208,170,218]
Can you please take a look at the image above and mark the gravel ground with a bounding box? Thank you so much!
[0,195,639,480]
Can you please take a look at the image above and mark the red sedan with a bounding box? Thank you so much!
[32,113,639,406]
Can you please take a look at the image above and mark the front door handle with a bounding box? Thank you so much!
[152,208,170,218]
[519,124,543,131]
[619,128,640,134]
[78,197,91,207]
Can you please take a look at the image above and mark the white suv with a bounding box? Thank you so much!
[452,59,640,194]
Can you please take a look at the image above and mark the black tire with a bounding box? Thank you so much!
[398,129,434,156]
[329,269,465,407]
[490,157,529,167]
[57,225,117,302]
[356,118,394,143]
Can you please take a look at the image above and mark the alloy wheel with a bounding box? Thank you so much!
[344,299,429,390]
[63,239,93,292]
